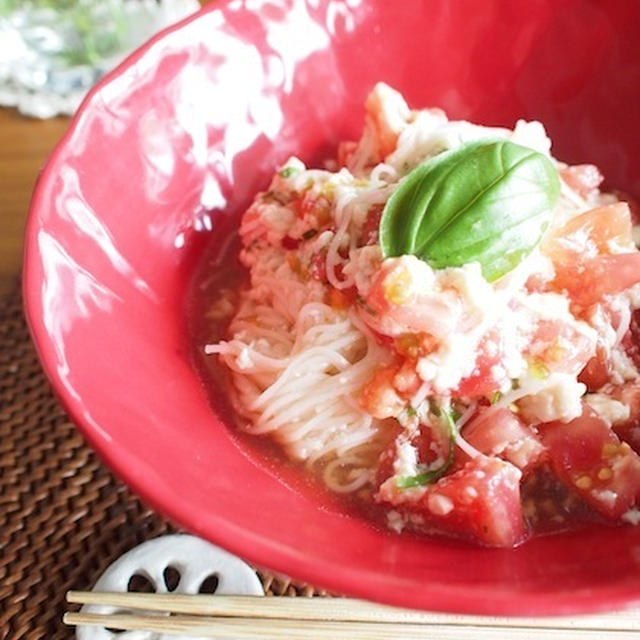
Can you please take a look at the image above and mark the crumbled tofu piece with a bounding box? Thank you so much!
[585,393,630,426]
[518,374,586,423]
[427,493,454,516]
[393,440,419,477]
[386,510,406,533]
[622,508,640,525]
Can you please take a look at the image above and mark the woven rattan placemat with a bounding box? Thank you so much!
[0,282,324,640]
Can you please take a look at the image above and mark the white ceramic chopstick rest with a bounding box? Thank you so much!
[76,534,264,640]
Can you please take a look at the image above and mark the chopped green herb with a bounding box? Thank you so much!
[491,390,502,404]
[302,229,318,240]
[396,472,437,489]
[279,166,298,178]
[396,409,456,489]
[406,406,417,417]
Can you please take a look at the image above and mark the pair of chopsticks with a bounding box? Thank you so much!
[64,591,640,639]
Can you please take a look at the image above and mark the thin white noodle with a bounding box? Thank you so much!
[410,382,430,409]
[453,401,481,459]
[216,292,392,473]
[456,401,478,429]
[370,162,398,184]
[323,455,374,493]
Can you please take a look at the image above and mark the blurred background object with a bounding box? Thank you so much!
[0,0,208,294]
[0,0,200,119]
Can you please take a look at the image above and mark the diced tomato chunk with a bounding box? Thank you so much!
[340,84,410,169]
[611,191,640,225]
[608,381,640,454]
[378,455,525,547]
[310,249,328,282]
[360,366,405,420]
[543,203,632,260]
[376,443,397,488]
[560,164,603,198]
[553,254,640,307]
[337,140,358,168]
[539,406,640,519]
[328,286,357,310]
[579,344,613,391]
[364,83,409,160]
[281,235,300,250]
[463,408,546,472]
[360,204,383,246]
[542,203,640,306]
[580,303,638,390]
[456,329,505,397]
[526,317,596,376]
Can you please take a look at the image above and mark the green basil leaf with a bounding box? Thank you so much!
[379,140,560,281]
[396,409,456,489]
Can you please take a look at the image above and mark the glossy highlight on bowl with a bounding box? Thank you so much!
[23,0,640,615]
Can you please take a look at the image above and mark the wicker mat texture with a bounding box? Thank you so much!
[0,283,324,640]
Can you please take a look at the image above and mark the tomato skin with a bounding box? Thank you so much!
[539,406,640,519]
[463,408,546,472]
[378,455,525,547]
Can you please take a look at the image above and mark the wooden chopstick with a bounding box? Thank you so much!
[66,591,461,624]
[62,610,640,640]
[65,591,640,633]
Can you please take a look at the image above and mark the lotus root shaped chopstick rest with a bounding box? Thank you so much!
[76,534,264,640]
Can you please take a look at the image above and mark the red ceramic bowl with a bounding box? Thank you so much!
[24,0,640,615]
